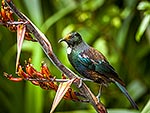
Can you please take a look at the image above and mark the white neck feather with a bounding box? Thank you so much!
[67,47,72,54]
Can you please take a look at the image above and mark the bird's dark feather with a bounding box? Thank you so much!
[78,47,125,86]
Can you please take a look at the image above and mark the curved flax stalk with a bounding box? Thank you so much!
[4,0,107,113]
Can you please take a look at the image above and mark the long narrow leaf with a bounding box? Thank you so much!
[141,99,150,113]
[50,78,75,113]
[135,15,150,42]
[16,24,26,70]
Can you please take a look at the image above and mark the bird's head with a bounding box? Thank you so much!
[59,32,83,47]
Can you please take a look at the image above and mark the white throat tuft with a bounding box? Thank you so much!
[67,47,72,54]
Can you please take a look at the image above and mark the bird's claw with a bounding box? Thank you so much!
[96,92,101,103]
[78,77,94,88]
[96,85,103,102]
[96,96,100,103]
[78,78,83,88]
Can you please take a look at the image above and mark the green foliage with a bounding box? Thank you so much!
[141,99,150,113]
[0,0,150,113]
[136,1,150,42]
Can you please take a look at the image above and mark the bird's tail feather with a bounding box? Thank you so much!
[115,81,139,110]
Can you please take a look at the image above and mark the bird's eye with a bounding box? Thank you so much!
[74,32,80,37]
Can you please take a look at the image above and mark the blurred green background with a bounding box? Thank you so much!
[0,0,150,113]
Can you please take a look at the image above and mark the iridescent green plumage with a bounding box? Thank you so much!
[59,32,138,109]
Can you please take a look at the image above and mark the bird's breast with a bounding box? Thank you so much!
[67,49,111,84]
[68,50,94,79]
[68,50,85,72]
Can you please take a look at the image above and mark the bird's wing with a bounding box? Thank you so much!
[78,47,125,86]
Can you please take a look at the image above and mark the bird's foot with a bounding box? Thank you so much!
[82,78,93,82]
[96,92,101,103]
[96,85,103,102]
[78,77,93,88]
[96,96,100,103]
[78,78,83,88]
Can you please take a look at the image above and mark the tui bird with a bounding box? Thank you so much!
[59,32,138,109]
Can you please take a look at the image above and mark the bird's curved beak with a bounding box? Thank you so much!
[58,33,71,43]
[58,38,65,43]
